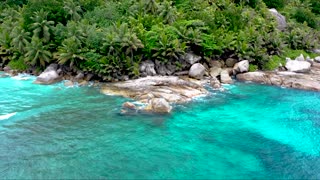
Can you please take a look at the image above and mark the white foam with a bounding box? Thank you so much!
[12,73,34,81]
[0,112,17,121]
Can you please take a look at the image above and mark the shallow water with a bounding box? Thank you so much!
[1,73,320,179]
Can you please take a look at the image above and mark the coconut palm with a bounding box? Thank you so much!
[10,26,31,53]
[30,10,54,43]
[57,36,84,68]
[63,0,83,21]
[25,37,52,67]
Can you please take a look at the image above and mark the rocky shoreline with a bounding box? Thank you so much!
[1,53,320,114]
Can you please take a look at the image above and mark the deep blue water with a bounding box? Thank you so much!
[1,72,320,179]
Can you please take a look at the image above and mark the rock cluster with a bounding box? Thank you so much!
[237,54,320,91]
[102,76,208,114]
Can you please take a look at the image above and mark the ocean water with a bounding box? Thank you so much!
[1,72,320,179]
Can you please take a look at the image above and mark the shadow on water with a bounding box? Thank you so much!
[209,129,320,179]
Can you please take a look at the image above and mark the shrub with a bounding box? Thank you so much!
[249,64,258,72]
[293,7,318,29]
[8,58,29,71]
[310,0,320,15]
[262,0,285,9]
[262,55,285,70]
[285,22,320,50]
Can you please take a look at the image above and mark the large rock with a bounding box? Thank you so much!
[233,60,249,74]
[140,60,157,76]
[183,52,201,65]
[315,56,320,63]
[285,60,311,73]
[236,72,269,84]
[209,60,224,68]
[209,67,222,78]
[148,98,172,113]
[269,8,287,30]
[220,69,233,84]
[34,64,61,85]
[189,63,206,79]
[226,58,238,67]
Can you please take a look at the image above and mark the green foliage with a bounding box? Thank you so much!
[8,57,29,71]
[63,0,83,21]
[293,7,318,29]
[262,55,285,70]
[285,22,320,50]
[25,37,52,67]
[22,0,66,28]
[57,36,84,68]
[249,64,258,72]
[29,9,55,43]
[0,0,320,81]
[310,0,320,15]
[83,2,122,27]
[262,0,285,9]
[281,49,317,59]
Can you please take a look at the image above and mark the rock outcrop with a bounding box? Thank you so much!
[189,63,206,79]
[269,8,287,30]
[101,76,208,113]
[236,63,320,91]
[33,64,62,85]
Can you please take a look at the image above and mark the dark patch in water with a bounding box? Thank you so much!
[212,130,320,179]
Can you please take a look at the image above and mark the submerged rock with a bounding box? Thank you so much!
[122,102,137,110]
[146,98,172,113]
[210,77,221,89]
[64,80,74,87]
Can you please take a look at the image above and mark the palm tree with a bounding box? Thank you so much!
[30,10,54,43]
[144,0,158,14]
[63,0,83,21]
[57,36,84,68]
[25,37,52,67]
[158,1,177,24]
[10,26,31,53]
[65,21,86,45]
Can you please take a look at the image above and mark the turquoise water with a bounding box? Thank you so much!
[1,72,320,179]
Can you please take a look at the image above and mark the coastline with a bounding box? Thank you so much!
[1,55,320,114]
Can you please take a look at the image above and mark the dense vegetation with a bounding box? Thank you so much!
[0,0,319,80]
